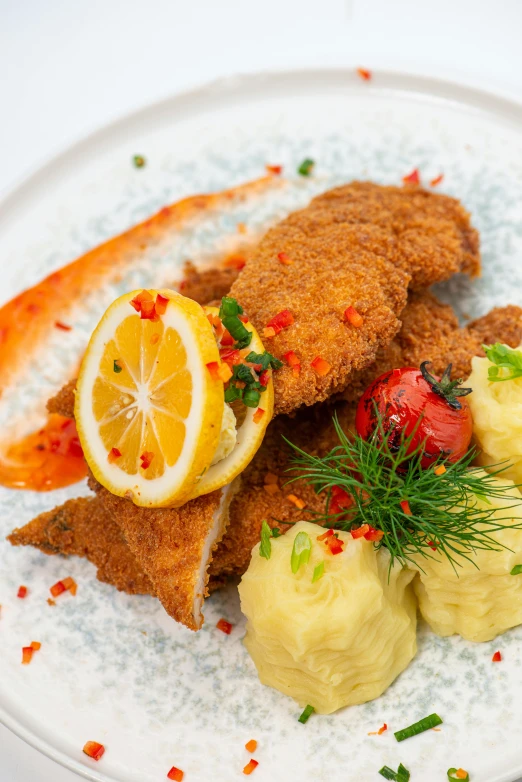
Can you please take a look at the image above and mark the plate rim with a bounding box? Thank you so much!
[2,66,522,782]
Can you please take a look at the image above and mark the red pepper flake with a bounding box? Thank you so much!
[286,493,306,510]
[283,350,301,376]
[31,641,41,651]
[402,168,420,185]
[17,585,28,599]
[206,361,220,381]
[108,447,122,464]
[220,329,235,346]
[216,618,233,635]
[167,768,184,781]
[265,164,282,175]
[378,723,388,734]
[245,739,258,753]
[329,485,354,515]
[427,540,438,551]
[311,356,331,376]
[326,535,345,555]
[365,527,385,542]
[344,306,364,328]
[22,646,33,665]
[317,528,334,542]
[264,309,295,337]
[140,451,155,470]
[492,650,502,662]
[243,759,259,775]
[50,580,66,597]
[357,67,372,81]
[130,289,153,312]
[277,252,292,265]
[150,333,160,345]
[83,741,105,761]
[400,499,412,515]
[430,173,444,187]
[253,408,265,424]
[224,255,247,270]
[259,370,270,387]
[218,363,233,382]
[351,524,370,539]
[434,464,446,476]
[55,321,72,331]
[155,293,169,315]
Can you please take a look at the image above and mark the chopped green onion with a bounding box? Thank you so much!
[394,713,442,742]
[233,364,255,383]
[259,520,272,560]
[298,704,314,724]
[219,296,243,318]
[483,342,522,382]
[298,158,315,176]
[246,351,284,371]
[221,315,252,348]
[379,764,410,781]
[271,527,282,538]
[379,768,397,781]
[511,564,522,575]
[113,359,122,373]
[396,764,410,782]
[447,770,469,782]
[133,154,146,168]
[312,562,324,583]
[243,387,261,408]
[291,531,312,574]
[224,384,243,404]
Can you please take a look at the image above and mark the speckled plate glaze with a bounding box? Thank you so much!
[2,70,522,782]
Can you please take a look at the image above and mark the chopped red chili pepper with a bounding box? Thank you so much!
[317,528,334,541]
[253,408,265,424]
[277,252,292,265]
[130,289,154,312]
[262,326,276,338]
[167,768,184,781]
[83,741,105,761]
[218,363,233,382]
[265,309,294,336]
[224,255,247,270]
[155,293,169,315]
[430,173,444,187]
[140,451,155,470]
[50,580,66,597]
[264,472,278,485]
[220,348,242,365]
[326,535,345,555]
[259,370,270,387]
[17,585,28,599]
[427,540,438,551]
[62,576,78,595]
[344,306,363,328]
[265,164,282,175]
[364,527,384,542]
[216,618,233,635]
[402,168,420,185]
[311,356,331,376]
[55,321,72,331]
[220,329,235,346]
[286,493,306,510]
[245,739,258,753]
[351,524,370,539]
[378,723,388,734]
[243,759,259,775]
[357,67,372,81]
[108,447,122,464]
[206,361,220,381]
[283,349,301,376]
[50,577,76,598]
[140,298,158,320]
[22,646,34,665]
[434,464,446,476]
[492,650,502,662]
[238,314,249,323]
[31,641,41,651]
[400,500,412,515]
[330,485,353,515]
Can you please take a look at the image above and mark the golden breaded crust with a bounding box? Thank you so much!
[179,262,240,305]
[46,378,76,418]
[231,182,480,415]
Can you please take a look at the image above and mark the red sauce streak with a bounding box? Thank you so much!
[0,414,86,491]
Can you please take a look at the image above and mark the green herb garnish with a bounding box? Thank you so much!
[221,315,252,349]
[298,158,315,176]
[260,520,272,559]
[379,764,410,781]
[245,351,283,371]
[394,713,443,742]
[291,531,312,574]
[447,769,469,782]
[511,564,522,575]
[298,704,314,724]
[312,562,325,583]
[219,297,244,318]
[243,387,261,408]
[285,413,522,571]
[133,155,146,168]
[224,385,243,404]
[271,527,282,537]
[113,359,122,373]
[483,343,522,382]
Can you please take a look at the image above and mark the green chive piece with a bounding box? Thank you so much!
[298,158,315,177]
[447,769,469,782]
[379,768,397,781]
[243,387,261,408]
[221,315,251,346]
[219,296,243,318]
[259,520,272,559]
[379,764,410,781]
[113,359,123,373]
[394,713,443,742]
[133,155,146,168]
[245,351,283,371]
[224,384,243,404]
[312,562,325,583]
[233,364,254,384]
[397,764,411,782]
[271,527,282,538]
[291,531,312,574]
[483,342,522,382]
[511,564,522,575]
[298,704,314,724]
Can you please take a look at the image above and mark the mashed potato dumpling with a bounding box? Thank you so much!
[467,346,522,483]
[238,521,417,714]
[411,476,522,642]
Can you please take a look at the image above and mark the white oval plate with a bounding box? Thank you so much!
[1,69,522,782]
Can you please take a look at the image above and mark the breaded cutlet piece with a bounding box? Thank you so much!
[231,182,480,415]
[47,378,77,418]
[179,262,240,306]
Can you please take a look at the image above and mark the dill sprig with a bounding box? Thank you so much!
[284,413,522,572]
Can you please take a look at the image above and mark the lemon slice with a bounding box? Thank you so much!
[75,289,224,507]
[185,306,274,501]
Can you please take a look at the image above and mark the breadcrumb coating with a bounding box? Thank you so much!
[231,182,480,415]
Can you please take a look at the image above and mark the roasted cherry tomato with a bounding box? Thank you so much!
[355,362,473,468]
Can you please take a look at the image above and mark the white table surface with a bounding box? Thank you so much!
[1,0,522,779]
